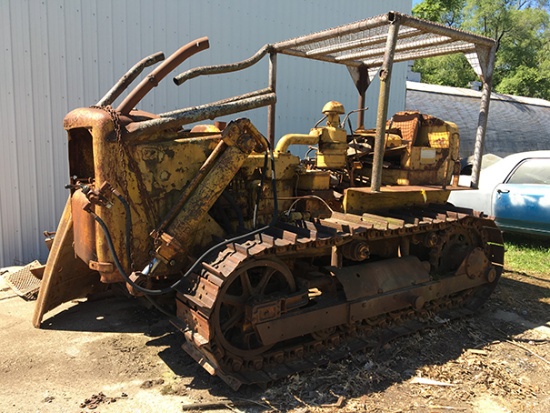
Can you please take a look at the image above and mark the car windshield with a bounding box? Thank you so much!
[506,158,550,185]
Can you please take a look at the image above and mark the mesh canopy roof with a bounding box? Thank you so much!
[272,11,495,80]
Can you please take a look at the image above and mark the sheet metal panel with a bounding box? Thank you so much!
[0,1,20,265]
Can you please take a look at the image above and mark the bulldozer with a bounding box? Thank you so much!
[32,12,503,389]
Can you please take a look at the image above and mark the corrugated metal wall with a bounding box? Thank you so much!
[0,0,410,267]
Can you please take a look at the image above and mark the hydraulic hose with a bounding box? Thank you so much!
[92,210,272,296]
[253,150,269,228]
[111,190,133,269]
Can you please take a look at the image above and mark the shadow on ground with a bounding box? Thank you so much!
[40,288,174,334]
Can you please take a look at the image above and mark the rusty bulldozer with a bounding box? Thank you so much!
[33,12,503,389]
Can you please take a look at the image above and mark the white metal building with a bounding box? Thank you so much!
[0,0,411,267]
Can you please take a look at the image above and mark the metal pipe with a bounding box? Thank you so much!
[117,37,210,115]
[267,52,277,148]
[173,44,270,85]
[358,92,366,130]
[96,52,165,107]
[272,47,362,67]
[274,133,319,154]
[125,92,276,140]
[470,44,496,189]
[204,87,273,106]
[371,17,401,192]
[159,89,273,118]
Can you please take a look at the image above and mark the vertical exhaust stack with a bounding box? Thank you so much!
[117,37,210,115]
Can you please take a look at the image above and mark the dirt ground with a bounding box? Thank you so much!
[1,267,548,413]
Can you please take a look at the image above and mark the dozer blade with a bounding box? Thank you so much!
[32,197,102,328]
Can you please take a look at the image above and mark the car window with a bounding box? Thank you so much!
[506,158,550,185]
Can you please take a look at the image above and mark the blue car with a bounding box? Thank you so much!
[448,151,550,237]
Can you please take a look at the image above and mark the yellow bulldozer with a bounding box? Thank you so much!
[32,12,503,389]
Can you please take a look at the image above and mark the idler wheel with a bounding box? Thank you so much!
[213,258,296,358]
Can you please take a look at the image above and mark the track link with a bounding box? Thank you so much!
[173,204,504,389]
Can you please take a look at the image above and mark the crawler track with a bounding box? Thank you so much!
[174,204,504,389]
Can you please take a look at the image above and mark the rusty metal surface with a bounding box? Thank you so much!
[96,51,165,107]
[372,17,400,192]
[71,190,96,265]
[156,119,268,266]
[174,44,270,86]
[349,111,460,188]
[32,198,103,327]
[176,204,503,388]
[343,186,453,213]
[267,53,277,146]
[117,37,210,115]
[4,260,42,300]
[330,255,431,301]
[470,46,497,188]
[125,92,276,140]
[154,140,227,236]
[34,12,504,392]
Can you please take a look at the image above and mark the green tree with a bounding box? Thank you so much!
[412,0,465,27]
[411,55,476,88]
[412,0,550,99]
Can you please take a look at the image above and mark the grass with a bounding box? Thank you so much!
[503,233,550,275]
